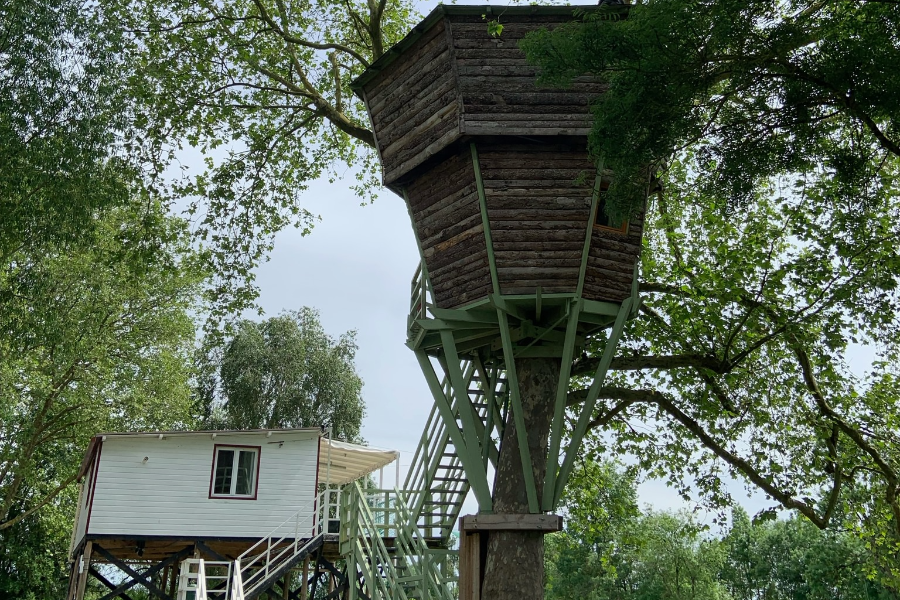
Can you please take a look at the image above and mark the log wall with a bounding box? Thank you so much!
[478,141,593,296]
[405,148,492,309]
[449,14,600,137]
[362,19,460,185]
[584,212,644,304]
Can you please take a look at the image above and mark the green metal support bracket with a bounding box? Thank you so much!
[471,143,501,297]
[576,158,604,299]
[414,349,493,511]
[542,298,583,511]
[496,306,541,514]
[552,297,632,508]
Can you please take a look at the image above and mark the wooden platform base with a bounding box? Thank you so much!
[66,535,347,600]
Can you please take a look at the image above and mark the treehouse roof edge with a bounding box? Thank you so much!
[349,4,626,94]
[353,4,628,187]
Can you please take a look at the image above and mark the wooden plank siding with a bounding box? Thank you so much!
[584,212,644,303]
[478,141,594,296]
[84,431,320,541]
[362,18,462,185]
[405,148,492,309]
[449,15,600,137]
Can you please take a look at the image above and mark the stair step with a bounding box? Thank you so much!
[437,464,464,470]
[427,500,463,506]
[432,476,467,482]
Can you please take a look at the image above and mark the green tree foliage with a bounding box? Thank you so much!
[546,461,897,600]
[0,201,205,594]
[0,488,77,600]
[520,0,900,221]
[546,461,730,600]
[721,507,897,600]
[196,309,366,441]
[553,157,900,586]
[519,3,900,586]
[100,0,418,313]
[1,0,208,592]
[1,0,131,261]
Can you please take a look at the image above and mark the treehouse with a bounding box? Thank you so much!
[67,428,400,600]
[352,8,649,597]
[351,4,644,313]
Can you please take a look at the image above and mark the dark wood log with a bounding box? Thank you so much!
[366,19,448,97]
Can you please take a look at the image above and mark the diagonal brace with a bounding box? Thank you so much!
[552,297,632,508]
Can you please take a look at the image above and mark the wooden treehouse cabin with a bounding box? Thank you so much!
[352,4,644,319]
[351,5,648,599]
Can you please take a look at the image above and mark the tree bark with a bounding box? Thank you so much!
[481,357,560,600]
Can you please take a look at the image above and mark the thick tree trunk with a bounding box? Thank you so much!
[481,357,560,600]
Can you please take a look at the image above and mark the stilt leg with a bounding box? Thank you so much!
[74,541,93,600]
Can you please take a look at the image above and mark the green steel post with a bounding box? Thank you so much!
[576,159,604,299]
[414,350,493,511]
[471,143,501,297]
[496,307,540,514]
[542,299,582,511]
[474,356,496,473]
[553,297,632,507]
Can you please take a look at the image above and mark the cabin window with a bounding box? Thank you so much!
[210,445,259,499]
[594,192,628,234]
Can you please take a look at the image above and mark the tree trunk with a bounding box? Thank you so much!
[481,357,560,600]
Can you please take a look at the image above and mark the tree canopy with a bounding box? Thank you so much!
[517,2,900,586]
[195,309,366,442]
[100,0,419,314]
[521,0,900,221]
[546,460,897,600]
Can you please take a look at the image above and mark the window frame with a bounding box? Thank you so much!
[593,187,629,235]
[208,444,261,500]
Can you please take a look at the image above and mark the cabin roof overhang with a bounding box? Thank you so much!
[318,438,400,485]
[349,3,629,96]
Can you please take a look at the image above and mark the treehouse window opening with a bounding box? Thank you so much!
[594,191,628,234]
[210,445,259,499]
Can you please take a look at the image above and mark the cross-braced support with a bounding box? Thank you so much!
[404,148,642,515]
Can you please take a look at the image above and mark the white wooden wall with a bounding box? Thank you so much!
[80,431,319,543]
[72,464,93,549]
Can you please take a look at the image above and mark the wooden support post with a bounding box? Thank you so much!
[168,561,179,598]
[74,541,93,600]
[458,526,486,600]
[300,555,309,600]
[282,573,291,600]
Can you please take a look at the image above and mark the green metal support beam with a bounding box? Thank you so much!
[542,298,582,511]
[552,297,632,508]
[496,307,540,514]
[414,350,493,511]
[471,143,501,298]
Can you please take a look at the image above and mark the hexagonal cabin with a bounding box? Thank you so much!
[352,5,644,311]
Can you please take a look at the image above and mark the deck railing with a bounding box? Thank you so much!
[234,487,339,597]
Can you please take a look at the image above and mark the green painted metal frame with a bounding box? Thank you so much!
[404,145,642,516]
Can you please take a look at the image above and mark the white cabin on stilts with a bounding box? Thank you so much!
[67,428,399,600]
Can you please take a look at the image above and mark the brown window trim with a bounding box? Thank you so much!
[208,444,261,500]
[593,187,629,235]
